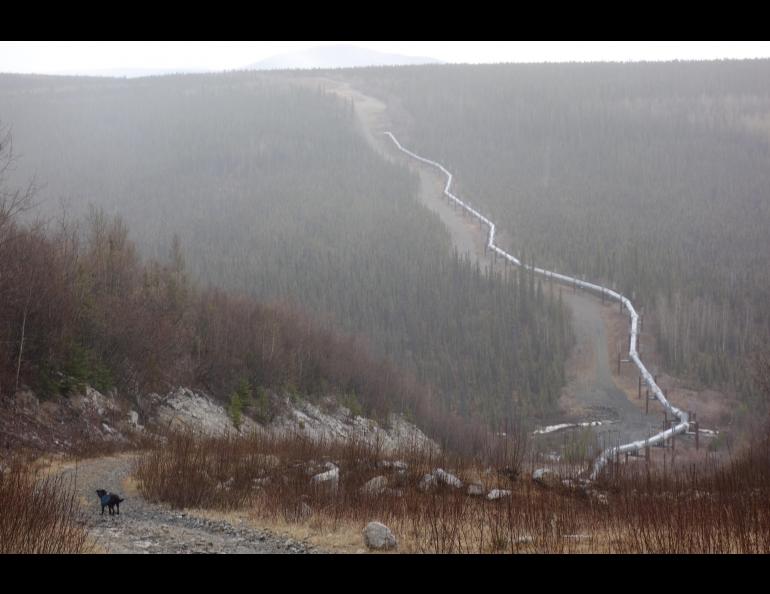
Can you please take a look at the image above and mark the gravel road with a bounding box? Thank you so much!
[58,454,317,554]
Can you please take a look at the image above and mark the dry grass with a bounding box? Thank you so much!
[0,458,94,553]
[133,427,770,553]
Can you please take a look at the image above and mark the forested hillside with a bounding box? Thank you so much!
[352,60,770,405]
[0,73,571,423]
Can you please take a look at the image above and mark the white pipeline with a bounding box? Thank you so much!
[384,131,690,480]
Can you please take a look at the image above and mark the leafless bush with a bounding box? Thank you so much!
[0,460,92,553]
[134,427,770,553]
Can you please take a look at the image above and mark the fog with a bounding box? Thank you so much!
[3,41,770,76]
[2,52,770,553]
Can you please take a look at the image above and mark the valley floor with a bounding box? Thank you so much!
[318,75,732,462]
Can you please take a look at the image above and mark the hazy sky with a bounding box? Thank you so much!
[2,41,770,74]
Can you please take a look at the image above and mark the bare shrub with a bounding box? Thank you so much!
[0,460,92,553]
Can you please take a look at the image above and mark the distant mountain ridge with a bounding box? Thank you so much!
[246,45,442,71]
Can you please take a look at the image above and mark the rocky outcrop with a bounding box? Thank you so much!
[0,386,140,452]
[4,383,438,461]
[270,397,438,454]
[148,387,258,435]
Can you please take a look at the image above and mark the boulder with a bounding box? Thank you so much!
[487,489,511,501]
[418,473,437,492]
[380,460,408,472]
[363,521,397,551]
[311,465,339,492]
[532,468,561,488]
[128,410,144,431]
[433,468,462,488]
[360,476,388,496]
[467,483,485,496]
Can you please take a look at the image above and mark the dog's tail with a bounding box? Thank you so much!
[118,498,125,503]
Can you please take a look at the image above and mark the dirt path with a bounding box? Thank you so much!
[315,76,655,444]
[57,454,316,554]
[319,78,496,270]
[559,291,657,445]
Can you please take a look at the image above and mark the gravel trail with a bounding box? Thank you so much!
[58,454,318,554]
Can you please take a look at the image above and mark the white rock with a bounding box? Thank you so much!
[311,465,339,492]
[532,468,561,488]
[380,460,408,471]
[128,410,144,430]
[467,483,485,496]
[154,387,257,435]
[269,398,439,455]
[418,473,437,492]
[433,468,462,488]
[360,476,388,496]
[363,521,397,550]
[487,489,512,500]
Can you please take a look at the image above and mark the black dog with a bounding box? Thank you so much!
[96,489,125,515]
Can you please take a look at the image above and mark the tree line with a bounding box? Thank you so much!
[0,72,572,425]
[351,60,770,409]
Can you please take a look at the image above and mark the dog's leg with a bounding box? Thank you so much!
[102,505,105,515]
[116,503,120,515]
